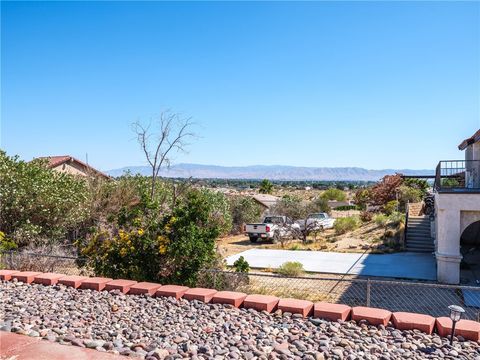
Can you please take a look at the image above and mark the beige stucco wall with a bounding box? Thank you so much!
[435,193,480,284]
[52,162,88,177]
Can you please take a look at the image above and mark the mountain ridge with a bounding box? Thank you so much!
[106,163,434,181]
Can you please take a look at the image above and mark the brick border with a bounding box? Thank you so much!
[2,269,479,341]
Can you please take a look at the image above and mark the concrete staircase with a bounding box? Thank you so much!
[405,215,435,253]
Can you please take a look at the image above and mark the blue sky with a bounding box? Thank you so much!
[1,1,479,171]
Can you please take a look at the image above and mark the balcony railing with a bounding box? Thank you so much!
[435,160,480,193]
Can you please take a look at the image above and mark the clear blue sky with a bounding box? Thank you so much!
[1,1,479,171]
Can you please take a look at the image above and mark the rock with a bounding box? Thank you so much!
[0,281,478,360]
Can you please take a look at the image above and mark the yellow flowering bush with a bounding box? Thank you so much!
[0,231,17,254]
[80,189,231,285]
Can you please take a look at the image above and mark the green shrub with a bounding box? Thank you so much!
[321,188,347,201]
[334,217,360,235]
[80,189,230,286]
[233,256,250,273]
[0,151,89,246]
[276,261,305,277]
[229,196,262,233]
[383,200,398,215]
[388,211,405,226]
[0,231,17,254]
[334,205,358,211]
[374,214,388,227]
[398,185,423,206]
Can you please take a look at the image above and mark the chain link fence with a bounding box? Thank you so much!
[0,251,90,276]
[2,251,480,321]
[197,269,480,321]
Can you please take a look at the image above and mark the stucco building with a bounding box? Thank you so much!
[37,155,110,180]
[434,129,480,284]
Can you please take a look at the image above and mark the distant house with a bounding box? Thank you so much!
[252,194,279,213]
[36,155,110,180]
[327,200,354,209]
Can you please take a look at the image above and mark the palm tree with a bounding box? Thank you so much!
[259,179,273,194]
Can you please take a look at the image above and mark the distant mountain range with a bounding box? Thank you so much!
[106,163,434,181]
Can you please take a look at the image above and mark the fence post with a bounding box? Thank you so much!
[213,271,217,289]
[366,279,371,307]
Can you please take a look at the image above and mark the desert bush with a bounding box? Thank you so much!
[272,195,307,220]
[403,178,429,197]
[388,211,405,226]
[397,185,423,206]
[276,261,305,277]
[370,174,403,206]
[80,188,230,286]
[374,214,388,227]
[334,217,360,235]
[229,196,262,234]
[334,205,358,211]
[272,195,330,221]
[320,188,347,201]
[307,197,330,214]
[0,231,17,254]
[383,229,396,238]
[360,211,373,222]
[383,200,399,215]
[354,189,371,210]
[0,151,89,246]
[233,256,250,273]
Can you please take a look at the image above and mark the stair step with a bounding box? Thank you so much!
[405,247,434,251]
[405,243,434,249]
[406,241,434,247]
[407,228,430,232]
[407,232,431,237]
[407,229,430,234]
[405,248,434,253]
[406,235,433,240]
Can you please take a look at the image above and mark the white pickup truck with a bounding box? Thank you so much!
[296,213,335,231]
[244,216,299,243]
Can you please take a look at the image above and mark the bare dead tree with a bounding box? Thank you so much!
[133,111,195,200]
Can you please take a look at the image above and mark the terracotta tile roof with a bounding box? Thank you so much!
[458,129,480,150]
[35,155,110,179]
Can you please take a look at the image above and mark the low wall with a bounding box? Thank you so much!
[1,269,479,342]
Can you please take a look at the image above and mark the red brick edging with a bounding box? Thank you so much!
[1,269,479,341]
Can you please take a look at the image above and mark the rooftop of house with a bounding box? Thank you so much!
[458,129,480,151]
[251,193,280,208]
[35,155,110,179]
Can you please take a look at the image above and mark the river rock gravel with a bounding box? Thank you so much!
[0,280,479,360]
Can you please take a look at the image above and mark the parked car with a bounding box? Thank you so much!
[244,215,299,243]
[296,213,335,231]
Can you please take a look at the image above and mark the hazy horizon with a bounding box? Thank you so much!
[107,162,435,172]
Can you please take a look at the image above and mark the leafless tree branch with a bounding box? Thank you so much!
[132,111,196,199]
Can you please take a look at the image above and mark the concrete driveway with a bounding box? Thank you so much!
[226,249,436,281]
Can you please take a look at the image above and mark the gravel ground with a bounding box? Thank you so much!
[0,280,479,360]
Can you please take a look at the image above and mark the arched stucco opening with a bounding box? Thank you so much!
[461,221,480,247]
[460,220,480,282]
